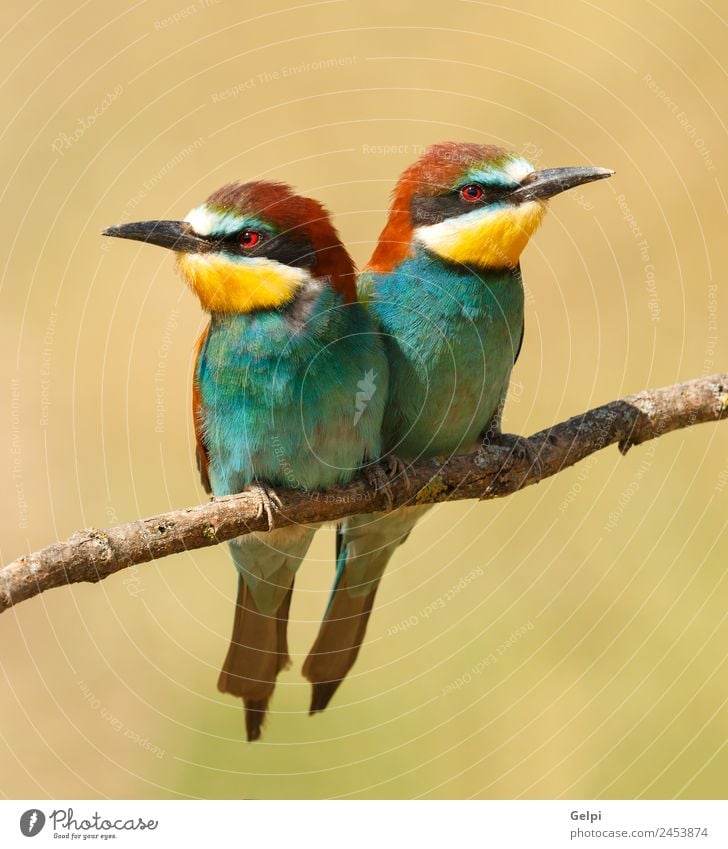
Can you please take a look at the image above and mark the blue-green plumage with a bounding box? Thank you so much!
[361,247,524,460]
[198,288,386,496]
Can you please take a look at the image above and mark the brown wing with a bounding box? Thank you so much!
[192,322,212,494]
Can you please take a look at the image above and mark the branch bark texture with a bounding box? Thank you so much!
[2,373,726,615]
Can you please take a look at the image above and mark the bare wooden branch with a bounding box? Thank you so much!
[2,373,726,615]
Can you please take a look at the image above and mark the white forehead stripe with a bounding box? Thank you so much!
[500,157,535,184]
[185,204,246,237]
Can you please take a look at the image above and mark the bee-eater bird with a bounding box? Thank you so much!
[304,142,613,712]
[103,181,388,740]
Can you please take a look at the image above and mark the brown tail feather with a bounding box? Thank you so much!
[303,580,380,714]
[218,579,294,741]
[275,583,293,676]
[244,697,270,742]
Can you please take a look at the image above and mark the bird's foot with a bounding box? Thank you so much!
[212,483,282,530]
[363,454,409,509]
[248,483,282,529]
[383,453,412,492]
[481,432,542,497]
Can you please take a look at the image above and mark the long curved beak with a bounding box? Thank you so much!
[102,220,210,253]
[511,166,614,203]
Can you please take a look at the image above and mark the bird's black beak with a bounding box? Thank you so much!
[102,220,210,253]
[511,166,614,203]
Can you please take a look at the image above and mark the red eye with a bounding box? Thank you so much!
[460,184,484,202]
[240,230,261,248]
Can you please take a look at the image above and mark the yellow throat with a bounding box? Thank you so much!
[415,201,546,268]
[177,253,307,313]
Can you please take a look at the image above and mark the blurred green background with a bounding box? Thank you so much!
[1,0,726,800]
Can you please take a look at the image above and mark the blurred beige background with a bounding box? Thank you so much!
[1,0,726,799]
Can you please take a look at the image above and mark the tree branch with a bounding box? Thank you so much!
[2,373,726,615]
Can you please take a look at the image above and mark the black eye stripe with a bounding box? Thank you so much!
[206,230,316,269]
[459,182,512,200]
[410,183,516,227]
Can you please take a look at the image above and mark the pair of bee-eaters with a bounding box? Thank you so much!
[104,142,612,741]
